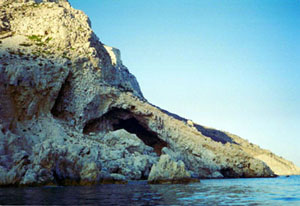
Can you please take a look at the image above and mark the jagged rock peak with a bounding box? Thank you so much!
[0,0,144,99]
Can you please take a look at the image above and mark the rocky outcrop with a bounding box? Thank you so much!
[148,154,198,184]
[163,110,300,176]
[226,132,300,176]
[0,0,299,186]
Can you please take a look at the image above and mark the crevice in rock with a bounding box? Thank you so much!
[83,108,167,155]
[51,72,72,118]
[52,170,64,185]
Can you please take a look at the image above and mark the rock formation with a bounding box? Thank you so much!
[0,0,299,186]
[148,154,199,184]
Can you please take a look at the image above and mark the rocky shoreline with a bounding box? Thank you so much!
[0,0,299,186]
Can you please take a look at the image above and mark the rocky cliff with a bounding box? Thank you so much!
[0,0,299,186]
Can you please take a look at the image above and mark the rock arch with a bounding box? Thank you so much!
[83,108,167,155]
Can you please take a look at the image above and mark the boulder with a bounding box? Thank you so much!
[99,129,158,180]
[148,154,199,184]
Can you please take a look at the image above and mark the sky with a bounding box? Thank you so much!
[69,0,300,167]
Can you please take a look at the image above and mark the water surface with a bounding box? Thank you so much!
[0,176,299,205]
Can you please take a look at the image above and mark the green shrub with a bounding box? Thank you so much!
[45,37,52,43]
[28,35,42,42]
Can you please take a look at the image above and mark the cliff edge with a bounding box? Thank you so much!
[0,0,298,186]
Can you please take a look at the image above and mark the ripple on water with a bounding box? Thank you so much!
[273,197,300,202]
[0,176,299,205]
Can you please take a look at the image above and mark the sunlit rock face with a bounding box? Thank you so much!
[0,0,299,186]
[148,154,199,184]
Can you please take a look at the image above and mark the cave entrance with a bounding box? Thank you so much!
[112,117,167,155]
[83,108,167,155]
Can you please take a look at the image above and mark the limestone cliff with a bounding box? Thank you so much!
[0,0,298,186]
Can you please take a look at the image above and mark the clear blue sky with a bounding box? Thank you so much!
[69,0,300,167]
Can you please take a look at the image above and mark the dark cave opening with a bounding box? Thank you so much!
[83,117,103,135]
[112,117,167,155]
[220,168,239,178]
[83,109,167,155]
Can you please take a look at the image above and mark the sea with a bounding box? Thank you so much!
[0,176,299,205]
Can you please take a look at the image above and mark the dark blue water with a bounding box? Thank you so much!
[0,176,299,205]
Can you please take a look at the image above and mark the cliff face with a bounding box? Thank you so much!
[0,0,298,186]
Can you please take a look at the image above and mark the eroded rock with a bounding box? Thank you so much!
[148,154,199,184]
[0,0,299,186]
